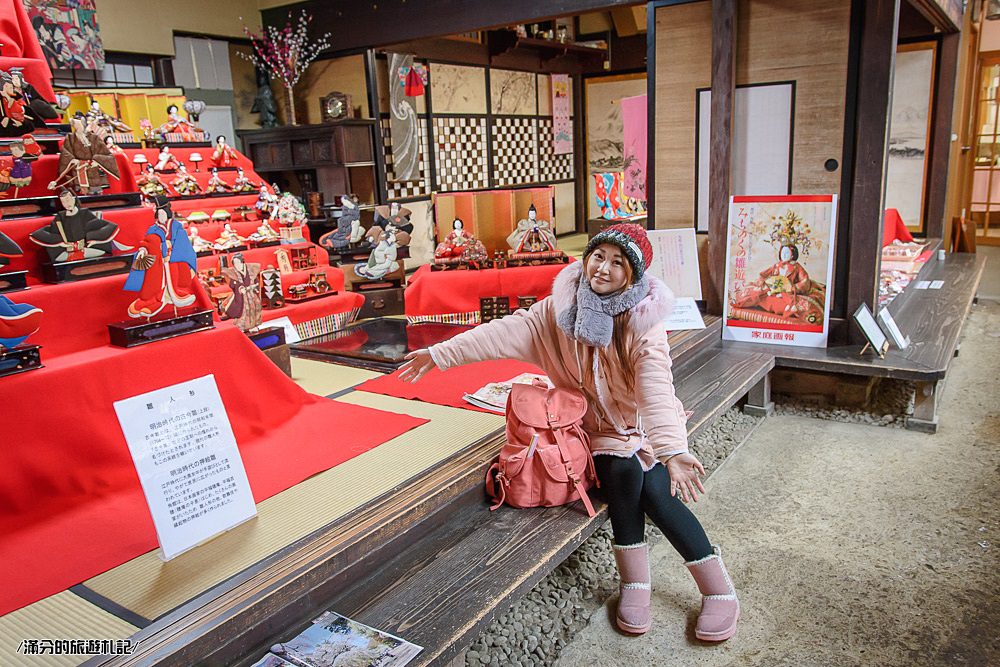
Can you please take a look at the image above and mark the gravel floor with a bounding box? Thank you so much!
[774,377,915,428]
[463,407,762,667]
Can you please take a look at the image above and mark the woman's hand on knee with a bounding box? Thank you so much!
[399,349,437,383]
[666,453,707,503]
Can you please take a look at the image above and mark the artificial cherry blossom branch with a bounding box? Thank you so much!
[239,11,332,90]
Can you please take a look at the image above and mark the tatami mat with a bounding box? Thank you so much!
[85,396,504,620]
[290,357,382,397]
[560,232,589,259]
[0,591,138,667]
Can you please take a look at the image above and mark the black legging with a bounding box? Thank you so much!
[594,454,713,562]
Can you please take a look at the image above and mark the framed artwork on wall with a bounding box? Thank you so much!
[884,41,937,235]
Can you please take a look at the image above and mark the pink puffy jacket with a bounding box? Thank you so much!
[429,262,688,470]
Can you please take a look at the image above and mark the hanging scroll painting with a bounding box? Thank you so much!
[551,74,573,155]
[620,94,647,201]
[22,0,106,70]
[388,52,420,182]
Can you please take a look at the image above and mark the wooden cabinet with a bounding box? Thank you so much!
[237,121,379,207]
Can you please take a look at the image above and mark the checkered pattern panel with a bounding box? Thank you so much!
[382,116,432,200]
[433,117,489,191]
[536,117,575,183]
[491,117,538,187]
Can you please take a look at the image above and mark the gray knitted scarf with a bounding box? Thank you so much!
[556,270,650,348]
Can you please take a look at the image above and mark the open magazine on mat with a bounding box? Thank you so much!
[462,373,552,413]
[253,611,422,667]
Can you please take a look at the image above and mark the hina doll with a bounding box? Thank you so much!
[48,116,120,195]
[103,134,125,156]
[233,167,256,193]
[0,71,33,137]
[137,164,168,199]
[730,243,821,322]
[368,201,413,246]
[29,189,119,262]
[213,223,246,251]
[507,204,557,252]
[355,229,400,280]
[434,218,473,259]
[205,168,232,194]
[86,100,131,133]
[8,68,58,123]
[123,196,197,318]
[158,104,204,139]
[221,253,262,332]
[0,293,42,350]
[318,194,359,251]
[154,146,181,172]
[249,220,280,244]
[212,135,238,168]
[8,140,32,197]
[255,185,278,219]
[170,164,202,196]
[187,225,214,254]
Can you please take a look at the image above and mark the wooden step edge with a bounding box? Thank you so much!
[86,430,508,667]
[686,354,774,441]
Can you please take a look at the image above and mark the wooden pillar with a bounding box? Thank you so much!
[846,0,900,342]
[707,0,736,315]
[925,31,960,239]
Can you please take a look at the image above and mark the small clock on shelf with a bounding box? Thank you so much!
[320,92,353,122]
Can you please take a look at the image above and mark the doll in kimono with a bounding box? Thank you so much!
[318,194,359,251]
[158,104,204,138]
[355,228,400,280]
[221,253,262,332]
[8,68,58,125]
[187,225,214,254]
[205,168,232,194]
[7,140,32,197]
[123,196,197,318]
[213,223,246,251]
[255,184,278,219]
[86,100,131,134]
[507,204,557,252]
[368,201,413,246]
[233,167,257,193]
[48,116,120,195]
[0,293,42,350]
[154,146,181,172]
[171,164,202,196]
[249,220,280,244]
[30,189,119,263]
[0,230,24,269]
[137,164,168,199]
[0,70,33,137]
[212,135,238,168]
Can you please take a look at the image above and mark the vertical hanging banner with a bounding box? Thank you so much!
[114,375,257,560]
[388,52,420,182]
[551,74,573,155]
[620,94,647,201]
[722,195,838,348]
[22,0,106,70]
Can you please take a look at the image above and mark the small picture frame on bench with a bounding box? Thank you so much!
[877,308,910,350]
[853,303,889,359]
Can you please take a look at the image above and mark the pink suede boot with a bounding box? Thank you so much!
[612,543,651,634]
[685,546,740,641]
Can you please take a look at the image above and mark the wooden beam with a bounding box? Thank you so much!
[707,0,736,315]
[263,0,646,55]
[908,0,963,33]
[845,0,899,343]
[925,32,959,239]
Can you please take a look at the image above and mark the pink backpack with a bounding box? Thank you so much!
[485,381,598,517]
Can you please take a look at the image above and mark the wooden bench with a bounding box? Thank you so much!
[722,250,986,432]
[87,319,773,667]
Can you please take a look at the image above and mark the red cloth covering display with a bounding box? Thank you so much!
[404,262,572,321]
[356,359,543,413]
[0,324,428,615]
[883,208,915,247]
[0,0,56,101]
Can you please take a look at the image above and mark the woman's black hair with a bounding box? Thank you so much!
[167,104,178,114]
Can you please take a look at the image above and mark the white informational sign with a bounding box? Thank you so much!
[697,84,794,231]
[266,316,301,344]
[877,308,910,349]
[722,195,838,348]
[915,280,931,289]
[664,297,706,331]
[930,280,944,289]
[114,375,257,560]
[647,228,702,300]
[854,303,889,356]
